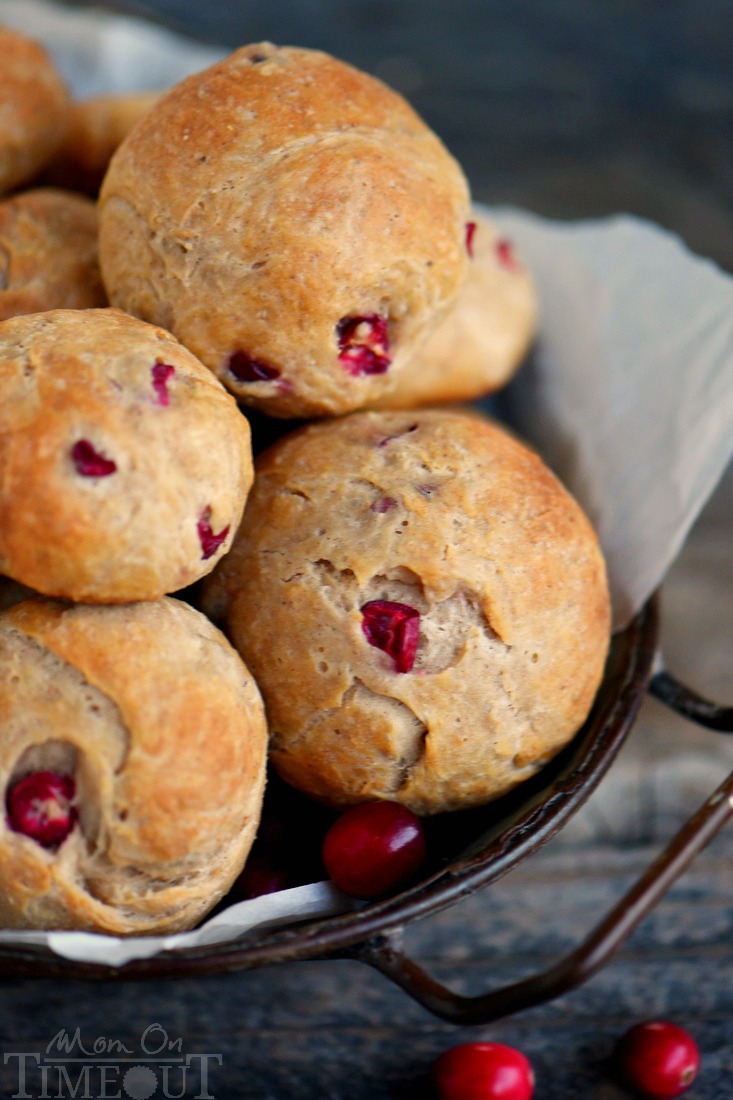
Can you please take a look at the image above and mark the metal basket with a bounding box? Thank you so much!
[2,594,730,1027]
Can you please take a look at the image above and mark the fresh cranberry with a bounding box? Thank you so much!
[361,600,420,673]
[6,771,77,849]
[465,220,477,258]
[197,507,230,560]
[321,801,426,899]
[228,350,281,382]
[336,314,391,376]
[433,1043,535,1100]
[71,439,117,477]
[495,238,520,271]
[615,1021,700,1098]
[151,362,175,405]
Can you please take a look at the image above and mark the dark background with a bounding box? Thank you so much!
[2,3,732,1098]
[81,0,733,271]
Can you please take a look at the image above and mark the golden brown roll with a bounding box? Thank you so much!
[0,308,253,602]
[98,43,472,418]
[43,91,160,195]
[372,210,538,409]
[0,26,71,196]
[203,408,611,815]
[0,188,106,321]
[0,596,268,934]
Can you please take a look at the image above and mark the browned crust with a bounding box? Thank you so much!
[42,91,160,195]
[202,408,611,815]
[372,210,538,408]
[0,188,106,320]
[0,308,253,602]
[0,596,268,934]
[0,27,71,195]
[99,43,472,417]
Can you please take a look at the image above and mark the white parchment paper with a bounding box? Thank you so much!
[490,208,733,629]
[0,0,731,965]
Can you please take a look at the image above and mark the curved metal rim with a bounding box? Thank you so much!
[0,599,658,980]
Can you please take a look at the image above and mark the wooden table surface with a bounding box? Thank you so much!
[2,2,732,1097]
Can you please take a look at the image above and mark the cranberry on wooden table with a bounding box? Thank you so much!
[433,1042,535,1100]
[321,800,426,899]
[615,1021,700,1098]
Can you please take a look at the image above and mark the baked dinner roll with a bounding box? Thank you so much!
[0,188,106,321]
[0,27,71,195]
[0,596,268,934]
[43,91,160,195]
[98,42,472,418]
[203,408,611,815]
[372,210,538,409]
[0,308,253,602]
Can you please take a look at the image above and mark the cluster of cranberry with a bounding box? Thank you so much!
[5,779,701,1098]
[317,801,701,1100]
[432,1024,700,1099]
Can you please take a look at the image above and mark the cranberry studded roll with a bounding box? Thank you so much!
[372,210,538,409]
[0,308,253,603]
[202,409,611,815]
[98,43,471,418]
[0,27,71,196]
[0,597,268,935]
[0,189,106,321]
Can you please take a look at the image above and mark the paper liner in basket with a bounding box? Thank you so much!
[491,206,733,630]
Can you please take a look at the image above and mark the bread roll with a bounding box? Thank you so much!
[372,210,538,408]
[0,308,253,602]
[203,408,610,815]
[43,91,160,195]
[0,27,71,195]
[0,188,106,320]
[99,43,472,417]
[0,596,268,934]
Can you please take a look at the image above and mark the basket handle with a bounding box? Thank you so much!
[648,660,733,731]
[352,669,733,1024]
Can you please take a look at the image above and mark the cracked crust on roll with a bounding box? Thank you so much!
[0,596,268,935]
[98,42,471,418]
[202,408,611,815]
